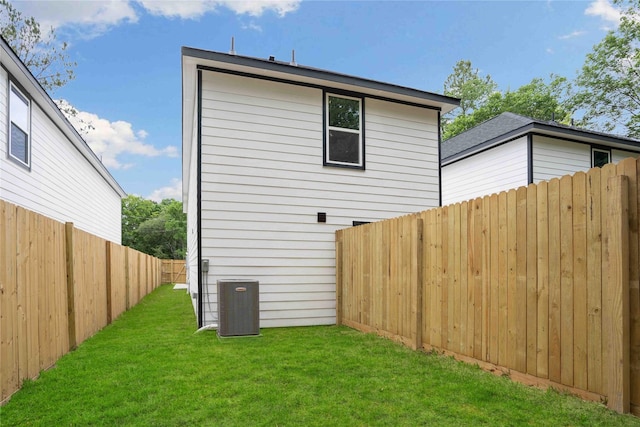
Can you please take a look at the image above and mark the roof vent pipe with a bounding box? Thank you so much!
[268,55,275,62]
[290,49,297,66]
[229,36,236,55]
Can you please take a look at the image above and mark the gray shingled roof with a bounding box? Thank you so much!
[441,112,640,163]
[441,112,534,160]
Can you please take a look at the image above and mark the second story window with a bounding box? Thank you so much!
[9,82,31,168]
[325,93,364,169]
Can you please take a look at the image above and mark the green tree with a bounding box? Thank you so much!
[121,195,186,259]
[443,75,572,140]
[0,0,76,92]
[572,0,640,137]
[442,60,497,135]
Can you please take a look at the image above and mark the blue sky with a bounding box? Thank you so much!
[12,0,622,201]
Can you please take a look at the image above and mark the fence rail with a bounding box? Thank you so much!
[336,157,640,415]
[1,200,163,404]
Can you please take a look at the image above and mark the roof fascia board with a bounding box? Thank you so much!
[530,122,640,150]
[0,38,126,197]
[181,46,460,113]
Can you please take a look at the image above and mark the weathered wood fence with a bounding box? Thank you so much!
[161,259,186,284]
[1,200,163,404]
[336,157,640,415]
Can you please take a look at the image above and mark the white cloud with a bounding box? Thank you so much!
[546,48,554,54]
[558,30,587,40]
[13,1,138,39]
[56,99,178,170]
[585,0,621,28]
[241,20,263,32]
[137,0,300,19]
[148,178,182,202]
[13,0,300,38]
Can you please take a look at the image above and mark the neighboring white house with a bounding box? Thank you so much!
[182,46,459,328]
[0,37,125,243]
[441,112,640,205]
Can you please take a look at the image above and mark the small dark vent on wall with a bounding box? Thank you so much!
[317,212,326,223]
[352,221,370,227]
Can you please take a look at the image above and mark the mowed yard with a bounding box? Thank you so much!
[1,285,638,426]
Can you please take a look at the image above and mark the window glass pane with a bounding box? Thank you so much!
[10,86,29,131]
[329,130,360,164]
[329,96,360,130]
[593,150,609,168]
[10,123,28,164]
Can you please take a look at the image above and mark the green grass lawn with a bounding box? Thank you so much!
[1,285,638,426]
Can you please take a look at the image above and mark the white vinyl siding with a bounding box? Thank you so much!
[198,71,440,327]
[441,136,528,205]
[612,148,640,163]
[0,95,121,243]
[532,135,591,183]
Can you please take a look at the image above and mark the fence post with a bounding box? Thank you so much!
[124,248,130,310]
[605,175,630,413]
[336,231,343,326]
[105,242,112,325]
[415,217,424,351]
[64,222,76,350]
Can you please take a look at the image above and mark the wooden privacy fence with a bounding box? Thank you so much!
[162,259,186,284]
[336,157,640,415]
[0,200,162,404]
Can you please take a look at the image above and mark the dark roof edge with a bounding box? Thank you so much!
[182,46,460,107]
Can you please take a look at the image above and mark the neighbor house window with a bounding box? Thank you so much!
[325,93,363,168]
[592,147,610,168]
[9,82,30,168]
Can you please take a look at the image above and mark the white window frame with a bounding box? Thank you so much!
[591,147,610,168]
[325,93,363,168]
[8,81,31,169]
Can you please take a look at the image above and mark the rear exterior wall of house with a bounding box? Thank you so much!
[194,69,441,327]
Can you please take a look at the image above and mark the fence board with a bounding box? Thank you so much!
[489,194,499,364]
[526,185,538,376]
[497,192,508,367]
[516,187,528,373]
[537,181,549,379]
[586,167,603,394]
[548,179,562,384]
[573,172,588,391]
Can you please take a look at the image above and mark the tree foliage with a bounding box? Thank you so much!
[572,0,640,138]
[443,60,497,117]
[122,195,187,260]
[0,0,76,92]
[443,75,572,140]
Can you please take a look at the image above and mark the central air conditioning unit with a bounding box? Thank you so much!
[217,280,259,337]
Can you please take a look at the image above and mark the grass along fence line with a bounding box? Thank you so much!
[1,284,638,426]
[336,157,640,415]
[0,199,163,404]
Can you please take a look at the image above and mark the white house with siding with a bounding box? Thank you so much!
[441,112,640,205]
[182,46,459,328]
[0,37,125,243]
